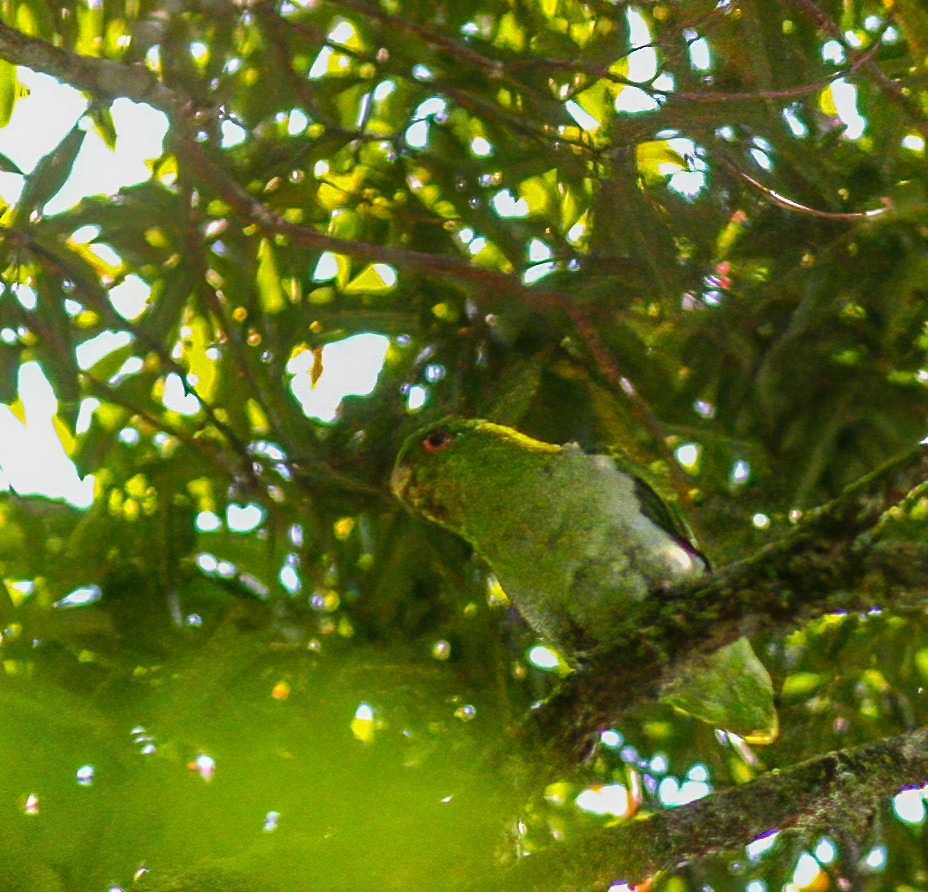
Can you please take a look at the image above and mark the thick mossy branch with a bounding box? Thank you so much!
[531,444,928,750]
[487,724,928,892]
[0,22,178,113]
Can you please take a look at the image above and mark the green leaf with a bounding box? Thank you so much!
[88,105,117,151]
[22,231,112,318]
[256,238,285,313]
[31,269,81,426]
[13,126,86,225]
[661,638,779,743]
[780,670,829,702]
[141,264,193,346]
[83,341,137,382]
[71,401,132,478]
[0,342,21,403]
[0,151,24,175]
[0,579,14,626]
[0,59,17,129]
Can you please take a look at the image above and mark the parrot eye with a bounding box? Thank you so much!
[422,428,455,453]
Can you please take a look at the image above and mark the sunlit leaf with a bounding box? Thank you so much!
[75,3,104,56]
[819,85,838,116]
[571,80,612,132]
[495,12,526,51]
[88,105,118,151]
[181,315,220,403]
[256,238,285,313]
[0,59,17,129]
[636,140,685,179]
[343,264,397,294]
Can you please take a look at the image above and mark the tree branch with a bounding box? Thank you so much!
[484,724,928,891]
[0,21,180,115]
[529,444,928,753]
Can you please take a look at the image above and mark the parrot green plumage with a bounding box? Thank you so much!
[391,417,707,652]
[392,417,778,742]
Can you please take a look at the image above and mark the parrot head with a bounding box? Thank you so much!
[391,417,558,536]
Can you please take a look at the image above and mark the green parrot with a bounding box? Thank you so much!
[392,417,707,651]
[392,417,778,742]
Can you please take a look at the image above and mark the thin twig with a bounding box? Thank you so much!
[726,163,892,220]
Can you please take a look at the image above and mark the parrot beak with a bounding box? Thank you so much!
[390,462,412,501]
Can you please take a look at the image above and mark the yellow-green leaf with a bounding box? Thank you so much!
[89,105,117,151]
[0,59,17,129]
[636,140,685,178]
[182,316,219,402]
[256,238,285,313]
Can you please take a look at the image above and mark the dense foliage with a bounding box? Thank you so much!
[1,1,928,889]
